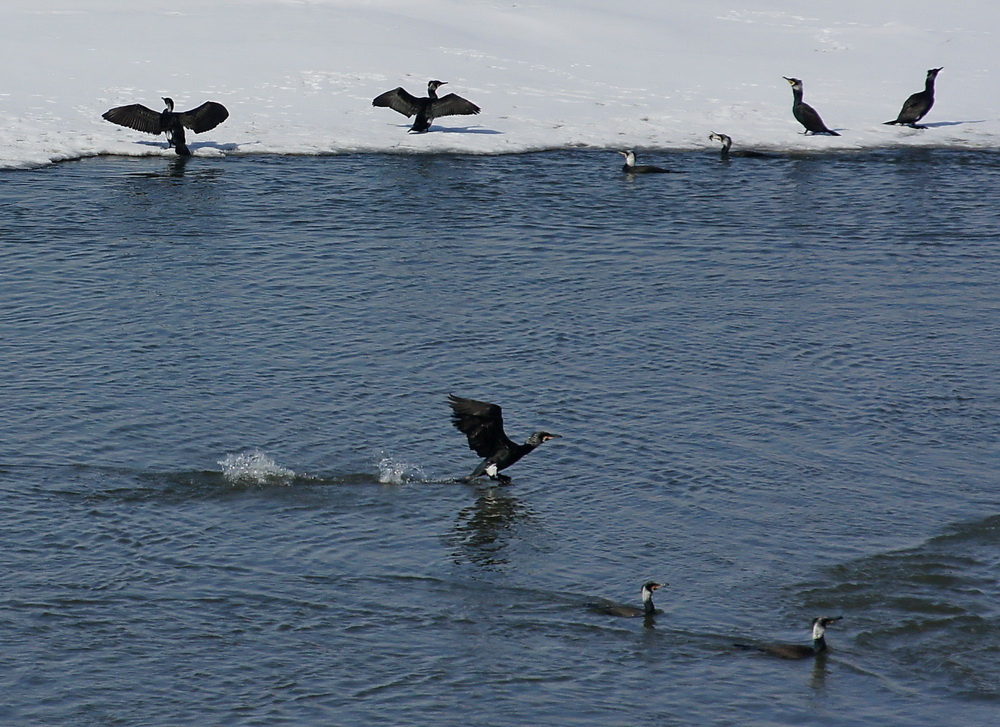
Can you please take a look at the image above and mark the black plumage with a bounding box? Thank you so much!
[885,67,943,129]
[619,150,675,173]
[708,133,775,159]
[590,582,666,618]
[448,394,560,484]
[102,97,229,155]
[373,80,480,133]
[783,77,840,136]
[735,616,842,659]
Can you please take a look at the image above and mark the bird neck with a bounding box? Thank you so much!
[812,635,827,653]
[925,76,937,94]
[790,87,803,105]
[719,137,732,153]
[428,86,439,100]
[641,589,655,615]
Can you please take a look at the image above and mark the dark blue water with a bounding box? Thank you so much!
[2,149,998,726]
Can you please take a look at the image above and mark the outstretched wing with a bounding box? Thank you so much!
[432,93,480,118]
[372,87,420,118]
[448,394,514,457]
[177,101,229,133]
[101,104,163,135]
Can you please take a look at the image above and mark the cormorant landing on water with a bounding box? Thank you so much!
[708,133,774,159]
[372,80,481,133]
[619,150,675,174]
[735,616,842,659]
[591,582,667,618]
[448,394,560,484]
[102,97,229,156]
[783,78,840,136]
[885,67,943,129]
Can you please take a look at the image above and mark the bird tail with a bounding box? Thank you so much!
[827,130,841,136]
[883,120,901,126]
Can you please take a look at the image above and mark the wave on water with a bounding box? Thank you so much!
[218,450,296,486]
[376,453,428,485]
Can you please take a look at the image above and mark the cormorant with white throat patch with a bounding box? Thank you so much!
[102,97,229,156]
[735,616,842,659]
[373,80,480,133]
[708,133,775,159]
[448,394,560,484]
[783,78,840,136]
[885,67,943,129]
[590,582,667,618]
[619,150,675,173]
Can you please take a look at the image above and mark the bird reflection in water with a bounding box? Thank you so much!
[449,486,531,570]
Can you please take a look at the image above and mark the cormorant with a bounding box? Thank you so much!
[372,80,480,133]
[619,150,675,173]
[708,133,775,158]
[102,97,229,156]
[783,78,840,136]
[591,581,666,618]
[884,67,943,129]
[448,394,560,484]
[736,616,842,659]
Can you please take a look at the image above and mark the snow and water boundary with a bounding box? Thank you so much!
[1,1,995,170]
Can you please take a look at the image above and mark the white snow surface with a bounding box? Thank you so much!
[0,0,995,168]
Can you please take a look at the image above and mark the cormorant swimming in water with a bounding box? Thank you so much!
[591,581,666,618]
[735,616,842,659]
[884,67,943,129]
[448,394,560,484]
[708,133,774,159]
[783,78,840,136]
[102,97,229,156]
[372,80,481,133]
[619,150,675,173]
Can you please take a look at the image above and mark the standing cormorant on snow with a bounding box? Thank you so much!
[735,617,842,659]
[102,97,229,156]
[619,150,675,173]
[708,133,774,159]
[448,395,560,484]
[783,78,840,136]
[372,80,481,133]
[884,67,943,129]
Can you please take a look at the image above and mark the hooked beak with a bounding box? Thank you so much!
[543,434,562,442]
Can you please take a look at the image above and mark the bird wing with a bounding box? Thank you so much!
[372,87,421,117]
[177,102,229,133]
[448,395,515,457]
[101,104,163,135]
[432,93,481,117]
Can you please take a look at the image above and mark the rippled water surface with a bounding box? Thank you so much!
[2,149,999,726]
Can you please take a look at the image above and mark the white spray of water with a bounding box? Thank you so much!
[218,450,296,486]
[376,454,427,485]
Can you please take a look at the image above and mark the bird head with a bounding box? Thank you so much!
[811,616,842,639]
[928,67,943,77]
[642,581,666,594]
[618,150,636,166]
[161,97,175,112]
[527,431,561,446]
[428,80,447,92]
[783,77,802,89]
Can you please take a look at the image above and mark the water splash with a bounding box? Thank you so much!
[218,450,296,486]
[377,453,426,485]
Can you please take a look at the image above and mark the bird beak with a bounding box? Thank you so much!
[543,434,562,442]
[783,77,793,84]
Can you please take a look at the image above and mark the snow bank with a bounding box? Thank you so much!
[0,0,995,168]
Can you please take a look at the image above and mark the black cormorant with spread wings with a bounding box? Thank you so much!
[448,395,560,484]
[102,97,229,156]
[373,80,480,133]
[885,67,943,129]
[783,78,840,136]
